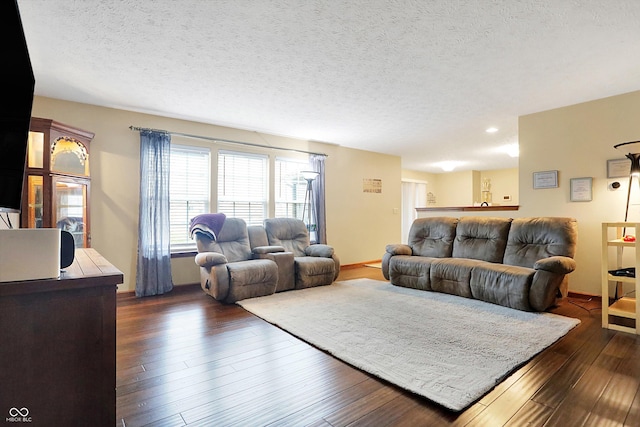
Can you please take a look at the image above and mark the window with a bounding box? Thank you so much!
[218,151,267,226]
[169,144,210,251]
[274,157,309,220]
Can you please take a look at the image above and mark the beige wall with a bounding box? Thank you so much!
[401,169,437,204]
[518,90,640,296]
[430,170,475,206]
[401,169,435,183]
[480,168,519,205]
[31,96,402,292]
[401,168,519,207]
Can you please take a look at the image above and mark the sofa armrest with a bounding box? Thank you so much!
[305,244,334,258]
[253,251,295,292]
[195,252,228,268]
[382,244,412,280]
[533,256,576,275]
[252,245,285,255]
[386,244,412,256]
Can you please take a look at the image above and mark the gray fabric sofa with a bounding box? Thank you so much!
[382,216,578,311]
[192,215,339,304]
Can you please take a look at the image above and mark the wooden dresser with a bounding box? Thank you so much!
[0,248,123,426]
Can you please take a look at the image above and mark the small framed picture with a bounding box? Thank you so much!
[607,158,630,178]
[533,170,558,189]
[570,177,593,202]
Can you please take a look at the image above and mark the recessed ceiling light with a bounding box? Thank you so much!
[486,127,498,133]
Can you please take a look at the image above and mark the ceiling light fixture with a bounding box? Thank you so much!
[486,127,498,133]
[506,143,519,158]
[437,161,461,172]
[495,143,519,158]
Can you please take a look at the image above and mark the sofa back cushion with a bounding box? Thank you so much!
[452,217,513,263]
[503,217,577,268]
[408,217,458,257]
[196,217,252,263]
[264,218,309,257]
[247,225,269,248]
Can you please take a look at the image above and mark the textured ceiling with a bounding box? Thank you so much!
[16,0,640,173]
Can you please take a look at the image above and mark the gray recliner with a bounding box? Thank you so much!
[263,218,340,289]
[193,217,278,303]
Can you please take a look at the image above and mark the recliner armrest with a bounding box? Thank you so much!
[386,244,412,256]
[305,244,334,258]
[252,245,285,254]
[533,256,576,275]
[195,252,228,268]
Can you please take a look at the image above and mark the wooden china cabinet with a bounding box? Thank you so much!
[21,117,95,248]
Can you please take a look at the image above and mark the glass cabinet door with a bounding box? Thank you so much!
[26,175,44,228]
[53,178,89,248]
[27,131,45,168]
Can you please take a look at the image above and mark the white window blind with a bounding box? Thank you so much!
[275,157,309,220]
[218,151,267,226]
[169,144,210,250]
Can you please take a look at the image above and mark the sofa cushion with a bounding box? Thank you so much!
[207,218,253,263]
[503,217,577,268]
[225,259,278,303]
[470,263,534,311]
[247,224,269,248]
[305,244,334,258]
[430,258,485,298]
[295,256,335,289]
[264,218,309,256]
[452,217,513,263]
[389,255,434,291]
[408,217,458,257]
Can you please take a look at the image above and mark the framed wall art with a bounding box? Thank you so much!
[363,178,382,193]
[570,177,593,202]
[533,170,558,189]
[607,158,630,178]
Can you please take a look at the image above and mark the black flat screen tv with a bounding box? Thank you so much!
[0,0,35,213]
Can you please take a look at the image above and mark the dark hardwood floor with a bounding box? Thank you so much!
[116,267,640,427]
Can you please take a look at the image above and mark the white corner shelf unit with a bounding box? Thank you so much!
[601,222,640,334]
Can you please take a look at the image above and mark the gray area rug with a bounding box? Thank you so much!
[238,278,580,411]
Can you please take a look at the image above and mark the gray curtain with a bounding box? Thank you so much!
[310,154,327,244]
[135,130,173,297]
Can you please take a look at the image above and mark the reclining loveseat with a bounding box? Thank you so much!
[191,214,339,303]
[383,216,577,311]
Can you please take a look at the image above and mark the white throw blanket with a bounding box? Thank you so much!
[238,279,580,411]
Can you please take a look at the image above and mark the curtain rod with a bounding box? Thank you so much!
[129,126,328,157]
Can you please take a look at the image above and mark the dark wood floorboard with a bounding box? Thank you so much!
[116,267,640,427]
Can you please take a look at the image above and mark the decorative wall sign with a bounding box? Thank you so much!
[363,178,382,193]
[570,177,593,202]
[427,192,436,205]
[533,170,558,189]
[607,158,630,178]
